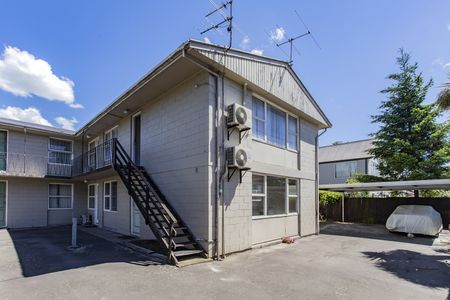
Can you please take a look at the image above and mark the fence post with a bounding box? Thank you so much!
[341,193,345,222]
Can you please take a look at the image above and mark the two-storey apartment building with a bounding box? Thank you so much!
[319,139,379,185]
[0,40,331,263]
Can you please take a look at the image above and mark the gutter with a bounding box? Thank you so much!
[315,128,327,235]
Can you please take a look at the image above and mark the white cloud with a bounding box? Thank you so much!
[203,37,212,44]
[55,116,78,130]
[270,27,286,42]
[251,49,264,56]
[448,24,450,30]
[240,36,250,49]
[0,46,82,109]
[432,58,450,70]
[0,106,52,126]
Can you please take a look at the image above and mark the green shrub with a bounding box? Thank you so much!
[319,190,342,206]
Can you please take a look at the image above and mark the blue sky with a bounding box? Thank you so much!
[0,0,449,145]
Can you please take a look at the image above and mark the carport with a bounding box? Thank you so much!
[319,179,450,227]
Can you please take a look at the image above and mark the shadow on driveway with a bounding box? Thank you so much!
[7,226,162,277]
[363,249,450,299]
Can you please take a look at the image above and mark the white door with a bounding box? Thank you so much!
[132,201,140,235]
[88,184,99,225]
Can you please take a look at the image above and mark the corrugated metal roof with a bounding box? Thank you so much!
[319,179,450,191]
[0,117,74,135]
[319,139,373,163]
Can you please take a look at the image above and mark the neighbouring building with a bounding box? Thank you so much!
[319,139,379,185]
[0,40,331,264]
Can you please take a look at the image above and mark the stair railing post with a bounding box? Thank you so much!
[112,138,116,168]
[168,220,175,263]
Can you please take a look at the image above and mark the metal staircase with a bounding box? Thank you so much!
[111,138,206,265]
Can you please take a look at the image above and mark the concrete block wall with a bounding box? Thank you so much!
[4,178,86,228]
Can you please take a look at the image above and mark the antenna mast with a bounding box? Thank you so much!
[271,10,321,65]
[201,0,233,49]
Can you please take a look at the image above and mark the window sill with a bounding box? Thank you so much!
[104,210,118,213]
[252,213,298,220]
[48,208,72,210]
[252,138,299,153]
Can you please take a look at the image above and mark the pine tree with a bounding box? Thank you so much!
[370,49,450,182]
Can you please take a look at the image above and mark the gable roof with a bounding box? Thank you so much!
[187,40,331,128]
[319,139,373,163]
[0,40,331,137]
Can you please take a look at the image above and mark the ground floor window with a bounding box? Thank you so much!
[88,184,96,209]
[104,181,117,212]
[48,184,73,209]
[252,174,299,217]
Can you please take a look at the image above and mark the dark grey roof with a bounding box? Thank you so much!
[319,139,373,163]
[0,117,74,135]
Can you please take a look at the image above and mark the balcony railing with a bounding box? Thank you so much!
[72,139,114,177]
[0,152,72,177]
[0,140,116,178]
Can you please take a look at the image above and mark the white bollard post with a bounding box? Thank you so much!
[72,217,77,247]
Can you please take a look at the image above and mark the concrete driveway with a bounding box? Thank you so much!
[0,223,449,300]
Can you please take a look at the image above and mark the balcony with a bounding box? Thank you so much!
[72,139,114,177]
[0,140,116,178]
[0,152,72,178]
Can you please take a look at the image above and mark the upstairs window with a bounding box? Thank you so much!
[251,96,299,151]
[335,161,358,179]
[252,98,265,140]
[267,105,286,147]
[49,138,72,165]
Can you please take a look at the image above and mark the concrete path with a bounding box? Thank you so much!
[0,223,449,300]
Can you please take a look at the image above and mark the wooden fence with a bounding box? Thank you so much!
[320,197,450,228]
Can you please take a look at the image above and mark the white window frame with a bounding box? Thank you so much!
[0,129,8,172]
[48,183,73,210]
[48,137,73,166]
[251,174,267,217]
[103,126,118,164]
[252,173,299,219]
[87,137,99,169]
[104,180,118,212]
[0,180,8,228]
[287,178,299,214]
[87,184,97,210]
[252,94,299,152]
[104,126,118,142]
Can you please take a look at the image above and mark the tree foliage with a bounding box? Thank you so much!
[319,190,342,206]
[369,49,450,181]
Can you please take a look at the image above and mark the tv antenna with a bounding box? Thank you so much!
[270,10,320,65]
[201,0,233,50]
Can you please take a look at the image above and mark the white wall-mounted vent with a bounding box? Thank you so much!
[227,103,251,130]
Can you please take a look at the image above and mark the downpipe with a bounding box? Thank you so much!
[315,128,327,235]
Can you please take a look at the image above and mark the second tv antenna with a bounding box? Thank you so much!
[271,10,321,65]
